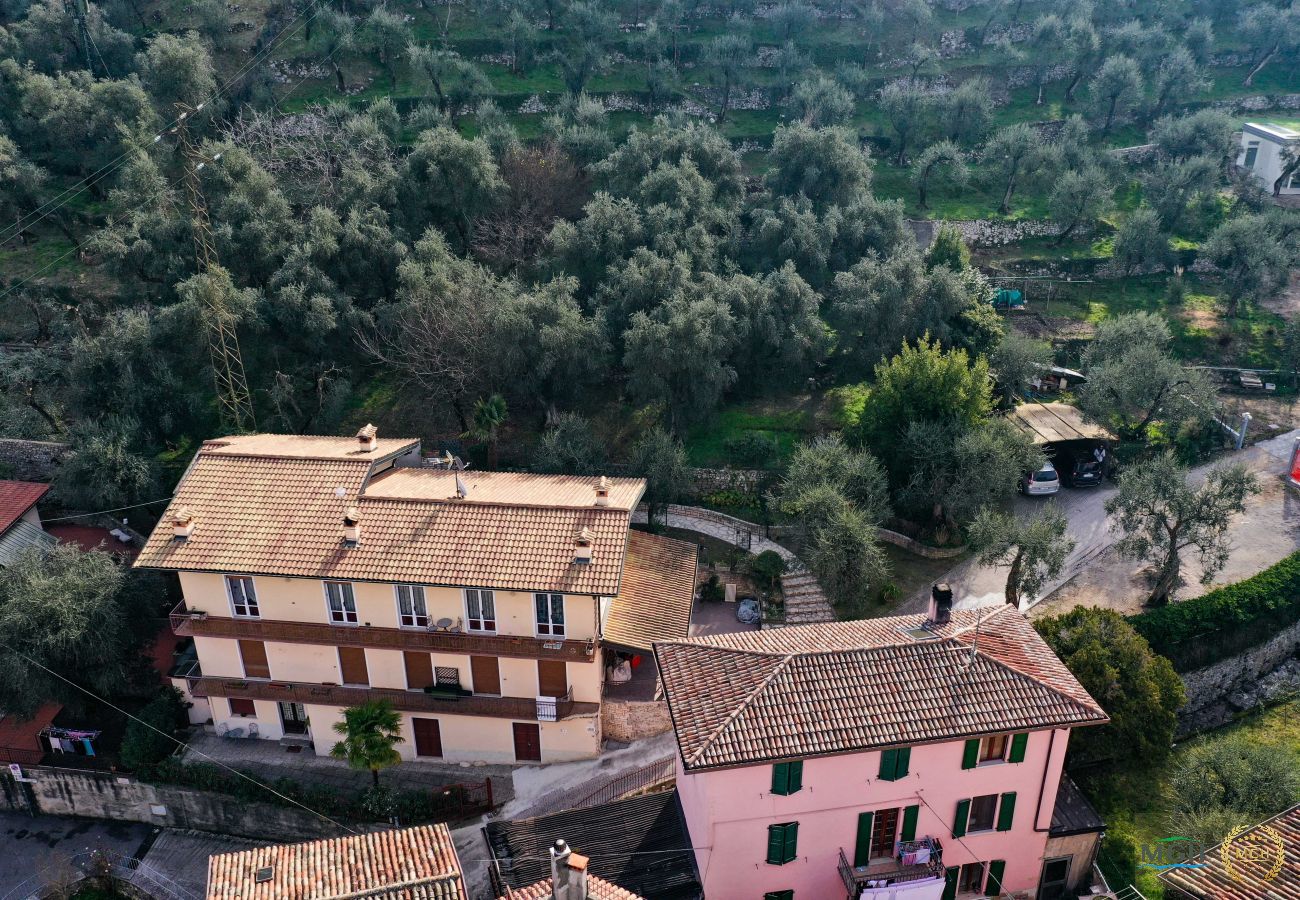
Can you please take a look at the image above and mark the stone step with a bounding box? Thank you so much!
[785,593,827,607]
[782,573,819,586]
[783,585,823,598]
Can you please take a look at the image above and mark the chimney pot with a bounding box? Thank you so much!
[343,505,361,545]
[594,476,610,507]
[928,582,953,626]
[171,506,195,540]
[356,424,378,452]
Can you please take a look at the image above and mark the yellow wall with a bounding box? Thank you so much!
[179,572,599,639]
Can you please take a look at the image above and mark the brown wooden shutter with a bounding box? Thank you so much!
[404,651,435,690]
[471,656,501,695]
[338,646,369,685]
[412,718,442,757]
[238,640,270,679]
[537,660,568,697]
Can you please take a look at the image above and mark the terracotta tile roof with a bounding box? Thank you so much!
[603,530,696,652]
[498,874,646,899]
[1160,803,1300,900]
[201,434,420,460]
[366,470,644,511]
[655,607,1108,771]
[0,480,49,534]
[136,436,645,595]
[205,824,465,900]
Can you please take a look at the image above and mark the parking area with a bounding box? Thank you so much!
[0,810,152,898]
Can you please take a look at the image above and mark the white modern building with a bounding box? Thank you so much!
[1238,122,1300,196]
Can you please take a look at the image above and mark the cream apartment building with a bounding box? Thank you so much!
[136,429,695,764]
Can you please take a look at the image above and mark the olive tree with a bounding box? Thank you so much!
[967,504,1074,607]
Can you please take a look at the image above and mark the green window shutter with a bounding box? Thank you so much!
[772,761,803,795]
[766,824,786,864]
[997,792,1017,832]
[895,746,911,778]
[788,760,802,793]
[1009,732,1029,763]
[941,867,959,900]
[853,811,874,867]
[764,892,794,900]
[900,804,919,842]
[987,860,1006,894]
[878,748,897,781]
[952,799,971,838]
[782,821,799,863]
[962,738,980,769]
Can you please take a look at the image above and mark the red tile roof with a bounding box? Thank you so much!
[0,480,49,534]
[499,874,645,899]
[136,436,644,595]
[603,530,696,652]
[655,606,1108,770]
[1160,803,1300,900]
[0,702,61,757]
[205,824,465,899]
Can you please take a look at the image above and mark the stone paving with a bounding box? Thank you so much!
[182,732,517,806]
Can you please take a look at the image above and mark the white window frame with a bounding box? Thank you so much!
[325,581,359,625]
[464,588,497,633]
[395,584,430,629]
[534,592,566,637]
[226,575,260,618]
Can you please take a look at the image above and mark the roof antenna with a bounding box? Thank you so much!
[965,606,987,669]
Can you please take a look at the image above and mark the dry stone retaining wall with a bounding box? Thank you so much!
[0,438,68,481]
[1177,616,1300,734]
[602,699,673,743]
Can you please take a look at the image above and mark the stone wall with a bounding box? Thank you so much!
[687,467,769,498]
[1177,616,1300,735]
[1,766,348,841]
[0,438,68,481]
[877,528,967,559]
[602,699,673,743]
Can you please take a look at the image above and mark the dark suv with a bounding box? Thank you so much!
[1056,445,1105,487]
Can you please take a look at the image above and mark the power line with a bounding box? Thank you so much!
[1,642,360,836]
[41,496,175,523]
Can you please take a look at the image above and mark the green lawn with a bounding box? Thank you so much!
[683,395,820,468]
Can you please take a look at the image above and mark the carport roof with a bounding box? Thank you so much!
[1009,402,1116,445]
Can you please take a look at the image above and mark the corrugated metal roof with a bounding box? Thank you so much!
[0,519,56,567]
[1008,402,1115,445]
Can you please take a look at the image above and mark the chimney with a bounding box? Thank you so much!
[549,840,589,900]
[171,506,195,541]
[356,423,378,452]
[594,476,610,507]
[343,506,361,545]
[574,526,594,564]
[928,582,953,626]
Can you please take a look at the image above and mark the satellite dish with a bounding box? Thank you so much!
[455,473,469,499]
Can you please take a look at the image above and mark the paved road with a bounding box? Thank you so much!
[898,427,1300,615]
[0,811,151,900]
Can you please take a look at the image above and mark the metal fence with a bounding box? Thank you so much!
[522,756,675,819]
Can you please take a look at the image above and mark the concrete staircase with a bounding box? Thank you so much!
[779,569,836,626]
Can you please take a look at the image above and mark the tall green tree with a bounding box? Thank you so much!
[463,394,508,467]
[628,427,690,526]
[766,123,873,211]
[1048,168,1110,245]
[330,699,404,787]
[989,331,1050,406]
[879,80,930,165]
[1087,55,1142,136]
[533,412,606,474]
[968,504,1074,606]
[1167,735,1300,845]
[1202,214,1292,317]
[623,293,738,426]
[1107,453,1258,605]
[911,140,967,210]
[1036,607,1184,768]
[984,123,1057,215]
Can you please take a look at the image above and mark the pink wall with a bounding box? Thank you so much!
[676,727,1073,900]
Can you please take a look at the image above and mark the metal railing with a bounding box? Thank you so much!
[187,675,591,722]
[838,838,945,895]
[170,601,596,662]
[1113,887,1149,900]
[524,756,676,818]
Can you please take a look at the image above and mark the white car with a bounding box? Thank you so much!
[1021,461,1061,496]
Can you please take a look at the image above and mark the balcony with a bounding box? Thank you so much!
[838,839,946,899]
[187,673,595,722]
[170,602,596,662]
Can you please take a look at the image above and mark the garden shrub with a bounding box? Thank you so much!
[119,688,188,774]
[1129,550,1300,671]
[747,549,786,590]
[722,432,780,467]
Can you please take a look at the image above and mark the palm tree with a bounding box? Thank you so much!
[463,394,508,468]
[330,700,404,787]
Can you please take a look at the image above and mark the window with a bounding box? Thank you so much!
[771,760,803,796]
[959,862,987,893]
[325,581,358,624]
[980,734,1008,763]
[967,794,998,832]
[465,588,496,633]
[226,576,259,618]
[229,698,256,717]
[766,822,799,865]
[878,746,911,781]
[535,592,565,636]
[1244,142,1259,168]
[764,892,794,900]
[396,585,429,628]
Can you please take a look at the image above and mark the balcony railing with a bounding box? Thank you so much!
[170,602,596,662]
[186,674,593,722]
[838,838,945,896]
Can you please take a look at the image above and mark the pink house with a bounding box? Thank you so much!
[655,595,1109,900]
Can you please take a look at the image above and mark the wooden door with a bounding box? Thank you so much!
[412,718,442,758]
[513,722,541,762]
[471,656,501,695]
[338,646,369,685]
[404,651,434,690]
[537,660,567,697]
[238,640,270,679]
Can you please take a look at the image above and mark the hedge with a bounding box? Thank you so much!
[1129,550,1300,672]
